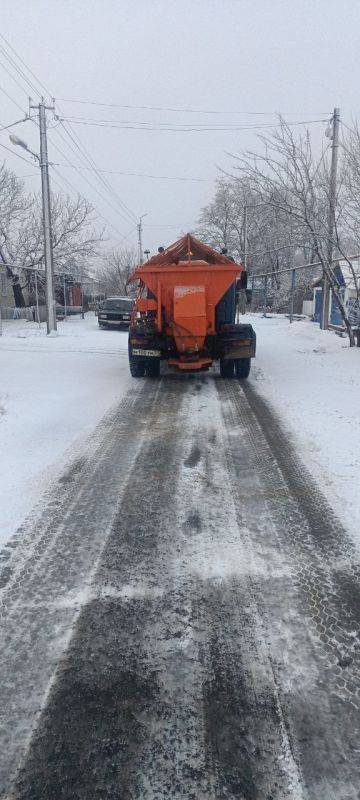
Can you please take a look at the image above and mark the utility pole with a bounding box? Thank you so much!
[321,107,340,330]
[243,205,248,273]
[137,213,148,265]
[235,205,248,323]
[30,97,57,334]
[289,267,296,323]
[63,274,67,318]
[138,218,144,265]
[34,270,41,327]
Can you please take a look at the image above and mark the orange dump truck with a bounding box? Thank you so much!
[127,233,256,378]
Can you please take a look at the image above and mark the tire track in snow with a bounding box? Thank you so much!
[10,376,304,800]
[218,378,360,798]
[2,374,360,799]
[0,380,161,797]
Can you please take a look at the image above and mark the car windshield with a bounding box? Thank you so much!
[102,299,133,311]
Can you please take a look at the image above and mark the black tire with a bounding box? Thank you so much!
[235,358,251,379]
[129,355,146,377]
[220,358,234,378]
[146,359,160,378]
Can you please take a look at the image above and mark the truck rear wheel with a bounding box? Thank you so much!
[146,359,160,378]
[128,348,146,377]
[235,357,251,379]
[220,358,234,378]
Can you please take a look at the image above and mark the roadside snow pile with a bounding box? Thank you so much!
[247,313,360,547]
[0,313,130,547]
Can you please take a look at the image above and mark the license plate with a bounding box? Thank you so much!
[132,349,161,357]
[122,315,131,320]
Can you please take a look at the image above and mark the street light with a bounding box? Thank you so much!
[9,133,40,163]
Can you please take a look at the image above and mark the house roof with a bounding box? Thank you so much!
[337,258,360,286]
[312,258,360,289]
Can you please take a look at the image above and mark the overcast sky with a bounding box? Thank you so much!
[1,0,360,256]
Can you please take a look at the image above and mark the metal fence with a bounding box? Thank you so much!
[248,254,360,326]
[0,304,48,335]
[249,270,302,322]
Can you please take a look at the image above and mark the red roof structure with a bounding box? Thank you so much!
[138,233,241,269]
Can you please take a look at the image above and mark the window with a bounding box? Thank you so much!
[103,299,133,311]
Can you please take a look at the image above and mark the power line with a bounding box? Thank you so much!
[0,82,27,114]
[57,119,137,223]
[112,223,141,248]
[0,57,32,100]
[0,139,35,166]
[50,164,138,244]
[0,41,41,99]
[0,116,28,133]
[48,126,139,228]
[0,35,138,226]
[0,41,139,247]
[52,166,138,249]
[145,223,195,229]
[45,119,141,235]
[59,116,328,133]
[57,97,331,117]
[62,114,328,130]
[53,163,213,182]
[340,119,357,136]
[0,33,48,98]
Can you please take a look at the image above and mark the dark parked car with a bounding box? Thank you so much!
[98,297,134,329]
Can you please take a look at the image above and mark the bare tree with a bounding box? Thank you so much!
[338,124,360,312]
[97,247,137,297]
[231,119,356,344]
[0,163,31,306]
[0,161,103,306]
[197,172,315,311]
[16,192,103,297]
[197,180,244,256]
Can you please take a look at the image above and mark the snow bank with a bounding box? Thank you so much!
[247,313,360,547]
[0,313,130,547]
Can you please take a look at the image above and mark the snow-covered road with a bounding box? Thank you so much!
[0,312,359,798]
[1,369,359,799]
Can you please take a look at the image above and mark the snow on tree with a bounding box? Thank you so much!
[0,160,103,306]
[197,117,360,344]
[96,248,137,297]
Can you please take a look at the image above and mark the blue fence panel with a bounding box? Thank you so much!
[314,288,322,322]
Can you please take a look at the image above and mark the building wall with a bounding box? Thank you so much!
[69,284,82,306]
[302,300,313,317]
[0,266,15,308]
[313,285,357,326]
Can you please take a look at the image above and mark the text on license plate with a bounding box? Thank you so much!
[132,349,161,357]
